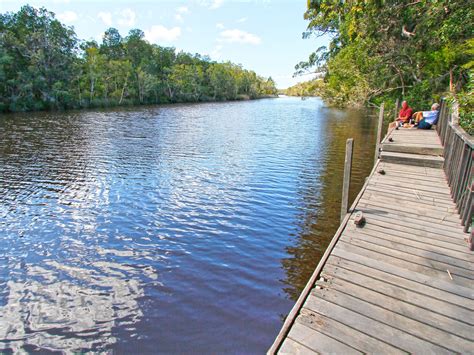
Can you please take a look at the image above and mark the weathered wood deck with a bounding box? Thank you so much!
[269,127,474,354]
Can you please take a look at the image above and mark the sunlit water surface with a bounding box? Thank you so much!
[0,97,377,353]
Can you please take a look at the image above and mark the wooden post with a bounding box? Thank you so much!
[341,138,354,223]
[394,98,399,120]
[469,227,474,251]
[374,103,385,163]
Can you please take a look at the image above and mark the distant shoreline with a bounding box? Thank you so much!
[0,95,280,115]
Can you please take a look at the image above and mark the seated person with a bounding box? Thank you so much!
[396,101,413,126]
[412,103,440,129]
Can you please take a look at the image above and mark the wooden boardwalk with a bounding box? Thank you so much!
[269,127,474,354]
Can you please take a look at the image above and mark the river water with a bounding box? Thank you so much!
[0,97,377,353]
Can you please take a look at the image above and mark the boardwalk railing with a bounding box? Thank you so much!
[436,99,473,233]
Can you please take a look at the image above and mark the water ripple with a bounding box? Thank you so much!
[0,98,376,352]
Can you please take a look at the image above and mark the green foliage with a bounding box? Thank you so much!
[284,78,324,97]
[0,5,277,113]
[299,1,473,132]
[457,71,474,135]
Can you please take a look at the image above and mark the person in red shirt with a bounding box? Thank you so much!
[396,101,413,126]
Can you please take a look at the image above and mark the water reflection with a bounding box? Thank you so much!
[0,98,377,352]
[282,107,377,301]
[0,258,152,352]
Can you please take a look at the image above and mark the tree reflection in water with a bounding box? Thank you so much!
[281,107,377,301]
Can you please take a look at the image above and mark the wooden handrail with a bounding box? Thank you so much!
[435,99,473,233]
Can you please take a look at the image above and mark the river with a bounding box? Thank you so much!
[0,97,377,353]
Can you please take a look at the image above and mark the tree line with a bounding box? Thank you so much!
[297,1,472,133]
[0,5,277,113]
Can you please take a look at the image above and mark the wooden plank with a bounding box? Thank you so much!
[380,151,444,169]
[368,179,453,197]
[354,211,466,241]
[367,181,453,200]
[370,174,451,188]
[278,338,316,355]
[376,170,447,182]
[341,138,353,223]
[363,188,456,210]
[286,322,360,354]
[351,220,469,253]
[344,228,473,267]
[384,138,441,143]
[358,198,461,224]
[379,161,446,175]
[386,139,441,144]
[358,194,459,219]
[382,144,443,156]
[355,205,464,234]
[297,309,405,354]
[303,295,452,354]
[340,236,474,281]
[373,174,447,186]
[321,262,474,323]
[315,277,474,342]
[384,136,441,141]
[310,287,474,353]
[331,246,474,299]
[334,241,473,287]
[367,170,448,185]
[383,137,441,143]
[325,255,473,309]
[355,202,464,232]
[345,222,473,260]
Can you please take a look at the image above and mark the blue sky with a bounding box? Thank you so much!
[0,0,330,88]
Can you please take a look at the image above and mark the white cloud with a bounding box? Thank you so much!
[144,25,181,43]
[98,12,113,26]
[236,17,247,23]
[218,29,261,45]
[198,0,224,9]
[209,0,224,9]
[57,11,78,23]
[175,5,190,23]
[177,6,189,14]
[118,8,136,27]
[174,6,189,23]
[216,23,225,29]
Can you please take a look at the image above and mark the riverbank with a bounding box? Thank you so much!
[0,94,279,115]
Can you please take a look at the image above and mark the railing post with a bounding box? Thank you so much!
[341,138,354,223]
[374,103,385,163]
[451,101,459,125]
